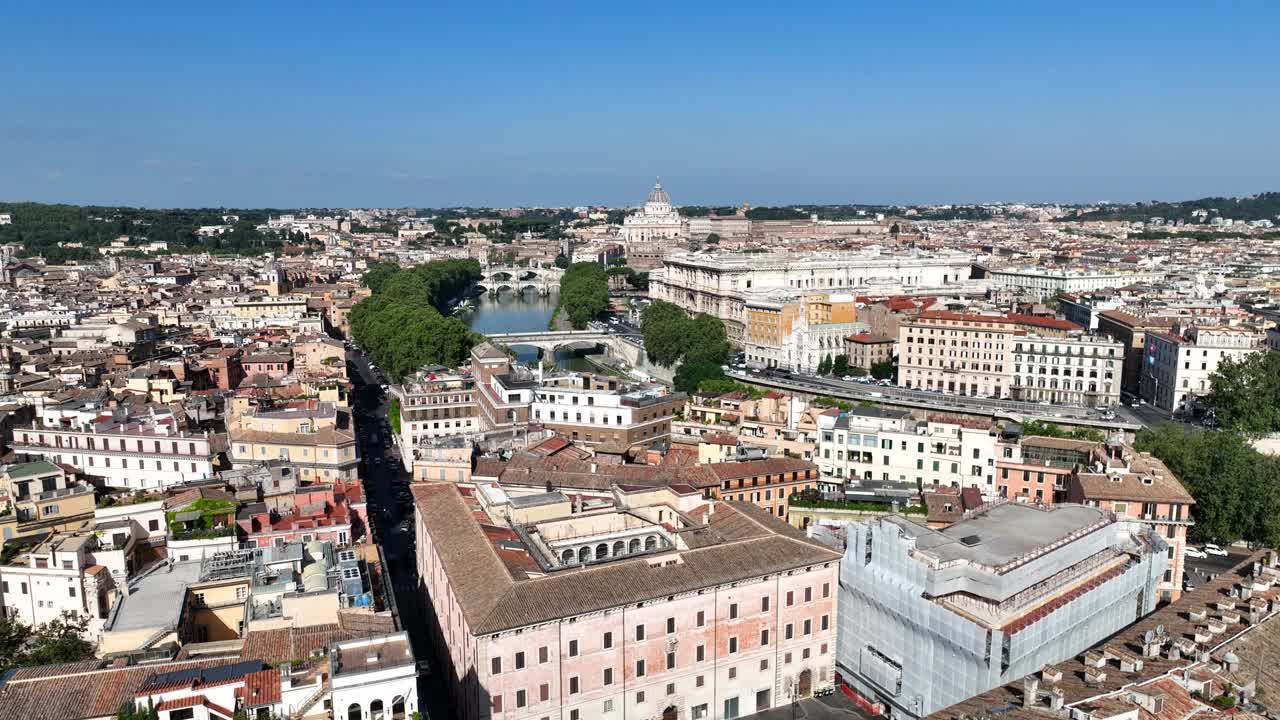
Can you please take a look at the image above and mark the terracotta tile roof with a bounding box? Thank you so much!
[0,659,238,720]
[236,668,282,707]
[414,483,839,635]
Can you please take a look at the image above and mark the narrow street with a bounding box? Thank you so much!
[348,348,452,720]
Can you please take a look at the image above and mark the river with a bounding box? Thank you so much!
[457,291,601,371]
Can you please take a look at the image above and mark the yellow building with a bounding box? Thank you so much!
[744,292,860,369]
[0,461,96,544]
[186,575,251,642]
[229,402,359,482]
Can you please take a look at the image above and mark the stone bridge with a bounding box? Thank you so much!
[475,265,564,295]
[485,330,646,365]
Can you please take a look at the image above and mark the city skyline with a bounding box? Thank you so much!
[3,1,1278,208]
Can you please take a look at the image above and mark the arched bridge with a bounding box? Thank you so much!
[475,265,564,295]
[485,329,645,363]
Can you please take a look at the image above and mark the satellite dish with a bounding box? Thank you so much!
[1143,630,1155,644]
[1156,624,1165,636]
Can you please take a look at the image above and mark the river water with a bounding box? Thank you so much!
[458,291,600,370]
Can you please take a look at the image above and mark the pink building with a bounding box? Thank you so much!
[241,352,294,383]
[414,481,841,720]
[238,481,367,547]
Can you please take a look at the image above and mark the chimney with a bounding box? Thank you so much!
[1022,676,1040,709]
[1049,688,1064,712]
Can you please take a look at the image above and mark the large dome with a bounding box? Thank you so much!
[647,179,671,206]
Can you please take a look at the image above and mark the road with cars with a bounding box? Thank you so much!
[725,367,1150,431]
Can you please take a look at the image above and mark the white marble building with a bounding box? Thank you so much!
[623,180,685,243]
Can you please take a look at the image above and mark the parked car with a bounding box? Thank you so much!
[1184,547,1208,559]
[1203,544,1228,557]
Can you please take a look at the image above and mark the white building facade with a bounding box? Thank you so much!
[651,249,973,342]
[623,180,685,244]
[1010,333,1124,408]
[816,408,1001,494]
[1140,324,1263,412]
[12,424,216,490]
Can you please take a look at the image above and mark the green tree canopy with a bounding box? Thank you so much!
[558,262,609,329]
[1135,424,1280,546]
[674,358,724,394]
[817,354,833,376]
[0,611,95,675]
[1207,352,1280,434]
[832,354,850,377]
[641,301,730,368]
[870,360,896,380]
[349,258,483,379]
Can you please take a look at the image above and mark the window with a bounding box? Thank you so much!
[803,618,812,635]
[603,699,614,713]
[636,624,645,641]
[667,617,675,633]
[696,644,705,662]
[761,596,770,612]
[696,676,705,688]
[636,659,646,677]
[490,657,502,675]
[516,689,527,708]
[729,603,738,619]
[571,711,580,720]
[569,639,578,657]
[728,636,738,654]
[786,590,794,606]
[539,684,549,702]
[761,629,770,646]
[728,667,737,680]
[760,658,769,671]
[569,676,580,695]
[515,651,525,670]
[821,614,830,631]
[539,645,549,663]
[667,651,676,670]
[636,691,646,704]
[602,632,612,650]
[804,586,812,602]
[603,667,613,685]
[696,610,705,627]
[68,586,76,598]
[823,582,830,598]
[785,623,794,640]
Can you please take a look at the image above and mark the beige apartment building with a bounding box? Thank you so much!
[898,311,1019,397]
[229,401,359,482]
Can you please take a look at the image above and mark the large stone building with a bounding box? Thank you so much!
[415,481,841,720]
[838,502,1169,719]
[816,408,1003,495]
[11,417,216,491]
[623,180,685,244]
[650,249,973,342]
[1009,332,1124,408]
[532,372,686,449]
[975,265,1164,301]
[1140,323,1263,412]
[898,311,1116,404]
[743,292,865,372]
[229,401,359,483]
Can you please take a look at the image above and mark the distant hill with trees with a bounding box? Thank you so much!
[0,201,318,261]
[1060,192,1280,223]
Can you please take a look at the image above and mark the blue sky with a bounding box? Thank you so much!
[1,1,1277,208]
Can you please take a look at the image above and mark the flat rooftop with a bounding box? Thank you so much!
[108,561,203,632]
[896,502,1107,569]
